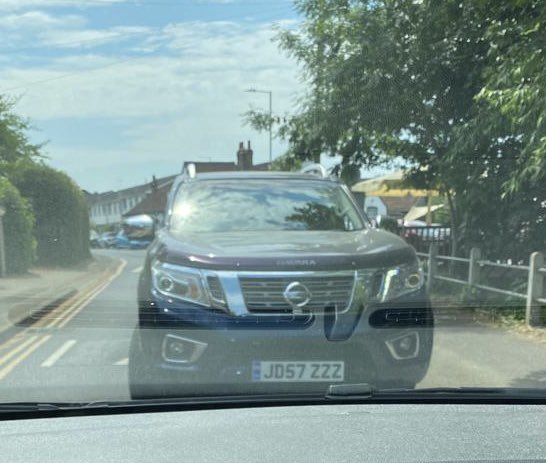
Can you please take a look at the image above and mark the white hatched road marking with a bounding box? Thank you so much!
[0,335,51,381]
[132,266,143,274]
[113,357,128,366]
[0,336,39,368]
[41,339,77,368]
[0,258,126,382]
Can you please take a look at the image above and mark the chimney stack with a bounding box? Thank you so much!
[237,140,253,170]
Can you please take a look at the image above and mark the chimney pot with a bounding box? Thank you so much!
[236,140,253,170]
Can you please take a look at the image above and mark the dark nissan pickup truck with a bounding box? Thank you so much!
[129,165,433,398]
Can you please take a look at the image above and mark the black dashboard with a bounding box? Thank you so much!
[1,404,545,462]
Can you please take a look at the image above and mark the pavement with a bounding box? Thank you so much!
[0,253,122,334]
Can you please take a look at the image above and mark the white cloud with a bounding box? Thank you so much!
[2,19,303,190]
[0,9,152,51]
[40,25,151,48]
[0,11,84,29]
[0,0,238,10]
[0,11,87,49]
[0,0,126,10]
[2,21,300,119]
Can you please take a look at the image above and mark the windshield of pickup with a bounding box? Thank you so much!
[170,179,365,232]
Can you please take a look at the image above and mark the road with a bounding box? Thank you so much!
[0,249,142,402]
[0,248,544,402]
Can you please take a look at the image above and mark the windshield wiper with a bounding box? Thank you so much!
[1,386,544,420]
[326,384,546,403]
[0,402,67,412]
[326,383,375,399]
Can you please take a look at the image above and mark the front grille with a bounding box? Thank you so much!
[239,273,355,314]
[207,276,226,307]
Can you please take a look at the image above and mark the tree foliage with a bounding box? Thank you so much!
[0,95,91,269]
[0,177,35,274]
[0,96,43,165]
[246,0,545,259]
[268,151,303,171]
[474,0,546,192]
[9,162,90,266]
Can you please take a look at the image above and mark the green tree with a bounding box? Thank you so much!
[268,152,303,171]
[475,0,546,193]
[0,96,42,165]
[9,162,90,266]
[247,0,491,251]
[247,0,545,259]
[0,177,35,274]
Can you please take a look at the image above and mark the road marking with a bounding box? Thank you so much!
[0,335,39,367]
[0,332,27,353]
[132,266,143,274]
[0,258,127,381]
[113,357,128,366]
[25,257,127,331]
[0,335,51,381]
[54,258,127,329]
[40,339,77,368]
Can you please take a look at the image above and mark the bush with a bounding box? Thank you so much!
[0,177,35,274]
[9,163,90,266]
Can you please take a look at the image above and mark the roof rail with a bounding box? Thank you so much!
[183,163,196,179]
[299,163,328,178]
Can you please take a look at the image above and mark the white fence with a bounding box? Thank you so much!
[417,244,546,327]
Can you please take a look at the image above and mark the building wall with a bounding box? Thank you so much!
[89,191,148,226]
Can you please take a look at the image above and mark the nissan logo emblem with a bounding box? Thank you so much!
[283,282,312,310]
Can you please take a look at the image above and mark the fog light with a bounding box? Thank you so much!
[385,331,419,360]
[406,273,422,289]
[398,336,413,351]
[161,334,208,364]
[168,340,185,356]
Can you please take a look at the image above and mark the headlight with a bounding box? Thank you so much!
[358,261,424,302]
[151,261,209,306]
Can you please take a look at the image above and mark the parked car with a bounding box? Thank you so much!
[113,215,154,249]
[97,231,117,248]
[129,165,434,399]
[89,230,100,248]
[114,230,152,250]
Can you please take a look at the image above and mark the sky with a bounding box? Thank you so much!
[0,0,310,192]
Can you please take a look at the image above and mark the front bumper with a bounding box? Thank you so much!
[134,288,433,394]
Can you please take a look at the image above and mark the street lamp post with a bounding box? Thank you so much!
[245,88,272,162]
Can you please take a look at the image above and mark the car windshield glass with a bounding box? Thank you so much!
[0,0,544,408]
[170,179,364,232]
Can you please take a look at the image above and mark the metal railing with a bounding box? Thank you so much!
[418,243,545,327]
[397,226,451,255]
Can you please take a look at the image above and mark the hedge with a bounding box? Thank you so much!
[9,163,90,266]
[0,176,35,274]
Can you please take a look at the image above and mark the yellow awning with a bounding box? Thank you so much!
[351,171,405,193]
[360,188,439,197]
[404,204,444,222]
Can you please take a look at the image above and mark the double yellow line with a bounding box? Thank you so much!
[0,259,127,382]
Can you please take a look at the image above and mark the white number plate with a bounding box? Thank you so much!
[252,361,345,382]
